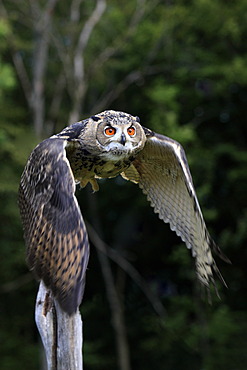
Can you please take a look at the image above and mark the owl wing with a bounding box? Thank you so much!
[18,137,89,315]
[121,131,229,292]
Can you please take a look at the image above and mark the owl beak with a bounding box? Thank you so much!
[120,133,126,146]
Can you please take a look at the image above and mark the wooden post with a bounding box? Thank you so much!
[35,281,83,370]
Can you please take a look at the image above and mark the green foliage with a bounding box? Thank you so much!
[1,0,247,368]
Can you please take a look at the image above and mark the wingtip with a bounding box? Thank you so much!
[210,238,231,264]
[55,292,81,316]
[55,275,86,315]
[211,266,228,298]
[57,300,79,316]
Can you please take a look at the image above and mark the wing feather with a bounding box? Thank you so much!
[18,137,89,314]
[122,132,228,291]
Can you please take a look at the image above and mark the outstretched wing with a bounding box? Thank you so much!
[122,131,229,291]
[18,137,89,315]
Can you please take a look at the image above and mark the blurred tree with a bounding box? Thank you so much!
[0,16,40,370]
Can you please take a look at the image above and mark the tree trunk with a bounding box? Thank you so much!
[35,281,83,370]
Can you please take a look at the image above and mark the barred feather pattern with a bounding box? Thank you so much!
[122,132,227,290]
[19,138,89,315]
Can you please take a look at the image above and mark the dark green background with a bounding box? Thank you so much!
[0,1,247,369]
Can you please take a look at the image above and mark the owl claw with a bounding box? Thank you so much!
[90,178,99,192]
[80,178,99,192]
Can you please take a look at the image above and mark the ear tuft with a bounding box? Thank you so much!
[90,115,101,122]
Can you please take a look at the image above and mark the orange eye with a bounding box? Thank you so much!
[104,126,116,136]
[127,126,136,136]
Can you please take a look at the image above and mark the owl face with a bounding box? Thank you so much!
[93,110,146,160]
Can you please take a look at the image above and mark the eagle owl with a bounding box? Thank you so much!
[19,110,228,315]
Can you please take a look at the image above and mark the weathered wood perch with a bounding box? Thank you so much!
[35,281,83,370]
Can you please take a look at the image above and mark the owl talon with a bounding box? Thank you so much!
[90,179,99,192]
[79,178,99,192]
[79,179,88,189]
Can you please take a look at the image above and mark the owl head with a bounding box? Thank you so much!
[81,110,147,160]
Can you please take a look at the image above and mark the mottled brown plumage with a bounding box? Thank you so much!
[19,110,229,315]
[19,139,89,314]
